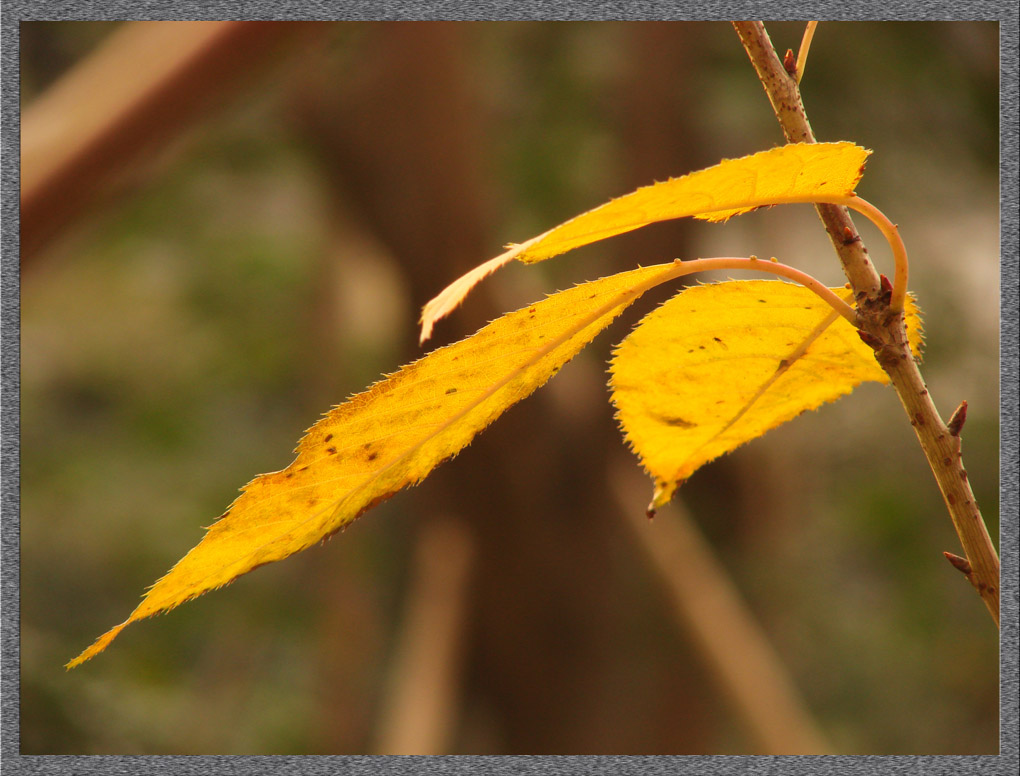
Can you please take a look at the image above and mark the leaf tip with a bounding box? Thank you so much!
[65,622,129,670]
[651,480,678,512]
[418,248,521,344]
[418,318,435,346]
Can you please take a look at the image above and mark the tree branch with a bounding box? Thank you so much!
[731,21,999,626]
[21,21,328,264]
[613,463,831,754]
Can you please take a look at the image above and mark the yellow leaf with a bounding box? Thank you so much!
[520,142,870,262]
[67,262,683,668]
[421,142,869,340]
[609,280,923,510]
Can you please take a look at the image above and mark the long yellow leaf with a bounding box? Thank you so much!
[519,141,869,261]
[609,280,923,510]
[67,263,683,668]
[421,142,869,340]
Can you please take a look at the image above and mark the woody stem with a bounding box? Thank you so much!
[732,20,999,626]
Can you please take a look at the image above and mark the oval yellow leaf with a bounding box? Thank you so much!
[609,280,923,509]
[68,262,684,668]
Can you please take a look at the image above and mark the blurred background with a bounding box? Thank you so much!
[18,21,1000,754]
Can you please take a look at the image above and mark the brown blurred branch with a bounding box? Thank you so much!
[731,22,999,628]
[374,518,474,754]
[612,462,831,755]
[20,20,328,263]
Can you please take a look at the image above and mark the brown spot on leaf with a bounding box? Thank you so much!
[327,447,337,455]
[655,413,696,428]
[324,433,333,442]
[445,387,458,395]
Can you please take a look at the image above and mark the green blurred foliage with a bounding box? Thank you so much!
[19,21,1000,754]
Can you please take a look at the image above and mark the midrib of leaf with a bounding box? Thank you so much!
[215,298,639,560]
[228,266,681,555]
[68,263,685,667]
[651,304,845,508]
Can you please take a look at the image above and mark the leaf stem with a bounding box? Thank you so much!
[733,21,999,626]
[808,195,910,314]
[665,257,857,326]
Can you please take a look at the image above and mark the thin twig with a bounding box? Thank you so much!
[374,518,474,754]
[730,23,881,298]
[731,22,999,626]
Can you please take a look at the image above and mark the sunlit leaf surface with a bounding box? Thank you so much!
[421,142,869,339]
[68,263,682,667]
[610,280,923,509]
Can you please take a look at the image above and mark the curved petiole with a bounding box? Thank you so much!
[418,194,906,343]
[804,195,909,314]
[661,256,857,326]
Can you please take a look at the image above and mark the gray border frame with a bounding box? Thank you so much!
[2,2,1016,774]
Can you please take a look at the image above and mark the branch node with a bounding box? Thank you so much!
[947,400,968,437]
[943,552,973,578]
[783,48,797,76]
[879,273,893,301]
[856,330,882,351]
